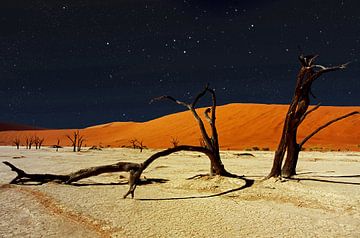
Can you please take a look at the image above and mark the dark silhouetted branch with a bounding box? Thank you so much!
[299,111,359,148]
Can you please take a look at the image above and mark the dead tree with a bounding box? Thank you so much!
[13,137,21,149]
[3,145,246,199]
[151,85,230,176]
[34,136,39,149]
[129,139,138,149]
[38,137,45,149]
[2,160,139,186]
[129,139,147,152]
[66,130,84,152]
[137,140,146,152]
[268,55,354,178]
[25,136,34,150]
[34,136,44,149]
[170,137,179,148]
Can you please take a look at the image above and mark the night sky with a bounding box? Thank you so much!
[1,0,359,128]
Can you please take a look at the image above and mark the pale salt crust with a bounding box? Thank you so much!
[0,146,359,237]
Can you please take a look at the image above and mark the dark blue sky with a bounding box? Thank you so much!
[1,0,359,128]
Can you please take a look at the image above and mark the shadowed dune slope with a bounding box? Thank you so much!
[0,103,359,151]
[0,122,45,131]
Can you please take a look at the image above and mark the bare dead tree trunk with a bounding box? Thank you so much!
[34,136,39,149]
[2,161,139,185]
[268,54,350,178]
[281,132,300,178]
[25,137,29,149]
[28,136,34,150]
[67,130,81,152]
[38,138,44,149]
[267,66,311,178]
[13,137,21,149]
[151,85,229,176]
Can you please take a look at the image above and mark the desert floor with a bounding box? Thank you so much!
[0,146,359,237]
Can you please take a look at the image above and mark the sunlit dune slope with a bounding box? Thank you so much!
[0,104,359,151]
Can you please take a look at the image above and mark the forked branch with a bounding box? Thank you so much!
[297,103,321,126]
[299,111,359,148]
[305,62,349,85]
[151,86,213,149]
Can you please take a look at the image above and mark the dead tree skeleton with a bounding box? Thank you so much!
[34,136,45,149]
[3,145,245,198]
[129,139,147,152]
[151,85,230,176]
[268,55,358,178]
[13,137,21,149]
[66,130,84,152]
[38,137,45,149]
[25,136,34,150]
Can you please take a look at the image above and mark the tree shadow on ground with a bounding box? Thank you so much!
[70,178,169,187]
[71,182,128,186]
[289,177,360,185]
[314,174,360,178]
[138,177,254,201]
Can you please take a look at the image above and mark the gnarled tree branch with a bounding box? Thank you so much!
[299,111,359,148]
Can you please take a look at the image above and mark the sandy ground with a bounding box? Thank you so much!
[0,146,359,237]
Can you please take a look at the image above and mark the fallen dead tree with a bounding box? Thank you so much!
[3,145,242,199]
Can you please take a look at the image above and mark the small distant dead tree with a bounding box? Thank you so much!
[130,139,138,149]
[13,137,21,149]
[268,54,358,178]
[137,140,146,152]
[25,136,34,150]
[129,139,147,152]
[66,130,84,152]
[55,138,61,151]
[67,131,78,152]
[33,136,44,149]
[38,137,45,149]
[151,84,231,176]
[34,136,39,149]
[170,137,179,148]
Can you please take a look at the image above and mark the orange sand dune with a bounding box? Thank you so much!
[0,103,359,151]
